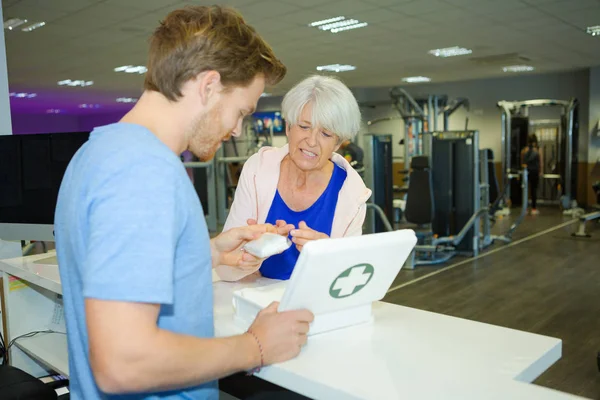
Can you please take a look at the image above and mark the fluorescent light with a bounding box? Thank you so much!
[502,65,535,72]
[309,16,345,27]
[260,93,272,98]
[316,64,356,72]
[319,19,359,31]
[58,79,94,87]
[21,22,45,32]
[46,109,61,114]
[428,46,472,58]
[3,18,28,30]
[586,25,600,36]
[114,65,147,74]
[331,22,368,33]
[309,16,367,33]
[78,104,100,109]
[116,97,138,103]
[402,76,431,83]
[9,92,37,98]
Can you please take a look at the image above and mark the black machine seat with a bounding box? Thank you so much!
[404,156,434,226]
[0,365,58,400]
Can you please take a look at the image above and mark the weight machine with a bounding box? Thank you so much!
[367,88,469,185]
[571,160,600,237]
[497,99,579,212]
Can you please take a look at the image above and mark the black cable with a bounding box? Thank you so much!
[2,330,66,365]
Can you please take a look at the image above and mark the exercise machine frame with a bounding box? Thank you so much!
[497,98,578,211]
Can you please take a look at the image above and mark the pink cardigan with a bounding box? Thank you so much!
[215,144,372,281]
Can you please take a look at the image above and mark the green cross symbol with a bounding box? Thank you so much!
[329,263,374,299]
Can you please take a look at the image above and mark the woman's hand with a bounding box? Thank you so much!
[210,224,277,270]
[247,218,294,237]
[290,221,329,252]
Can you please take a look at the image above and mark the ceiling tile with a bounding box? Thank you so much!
[236,1,302,19]
[1,4,68,23]
[277,8,335,26]
[389,0,455,16]
[103,0,181,11]
[3,0,101,14]
[362,0,416,6]
[58,3,147,29]
[354,7,405,24]
[314,0,378,15]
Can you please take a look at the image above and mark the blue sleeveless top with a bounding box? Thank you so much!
[260,163,347,280]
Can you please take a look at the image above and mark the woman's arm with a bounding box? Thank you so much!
[344,203,366,237]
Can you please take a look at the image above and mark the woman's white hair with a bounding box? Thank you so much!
[281,75,361,142]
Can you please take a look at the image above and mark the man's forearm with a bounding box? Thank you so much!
[97,330,259,394]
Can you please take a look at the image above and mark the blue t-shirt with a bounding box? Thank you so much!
[54,123,217,400]
[260,163,347,280]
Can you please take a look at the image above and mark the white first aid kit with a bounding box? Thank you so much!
[232,229,418,335]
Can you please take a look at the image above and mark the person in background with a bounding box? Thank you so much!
[54,6,313,399]
[217,75,372,282]
[521,133,543,215]
[339,138,364,169]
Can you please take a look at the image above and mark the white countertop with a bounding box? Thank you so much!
[0,251,61,294]
[214,279,580,400]
[0,255,584,399]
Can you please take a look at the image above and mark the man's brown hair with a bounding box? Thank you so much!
[144,5,286,101]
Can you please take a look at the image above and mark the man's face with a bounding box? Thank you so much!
[187,75,265,161]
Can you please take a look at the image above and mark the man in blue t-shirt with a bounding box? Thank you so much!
[54,6,313,399]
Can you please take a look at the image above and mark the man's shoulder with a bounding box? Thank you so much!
[86,123,183,179]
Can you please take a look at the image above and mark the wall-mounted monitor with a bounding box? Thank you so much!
[252,111,285,135]
[0,131,90,241]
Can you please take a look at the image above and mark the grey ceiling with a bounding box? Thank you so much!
[3,0,600,102]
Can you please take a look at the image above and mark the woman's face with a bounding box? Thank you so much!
[286,103,340,172]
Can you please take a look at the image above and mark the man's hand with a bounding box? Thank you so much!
[247,218,294,237]
[247,302,314,365]
[290,221,329,252]
[211,224,277,269]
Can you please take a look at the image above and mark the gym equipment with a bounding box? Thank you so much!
[480,149,529,245]
[497,99,579,212]
[365,134,528,268]
[571,160,600,237]
[402,131,487,266]
[367,88,469,187]
[363,133,394,233]
[183,159,218,232]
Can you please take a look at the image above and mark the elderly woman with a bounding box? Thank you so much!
[215,75,371,281]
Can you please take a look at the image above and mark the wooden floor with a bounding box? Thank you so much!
[384,206,600,399]
[391,206,577,286]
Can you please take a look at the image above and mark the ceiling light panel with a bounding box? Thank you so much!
[308,16,368,33]
[586,25,600,36]
[114,65,147,74]
[58,79,94,87]
[428,46,472,58]
[402,76,431,83]
[116,97,138,103]
[21,22,46,32]
[9,92,37,98]
[316,64,356,72]
[3,18,28,30]
[502,65,535,72]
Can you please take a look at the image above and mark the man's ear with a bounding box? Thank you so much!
[198,70,222,106]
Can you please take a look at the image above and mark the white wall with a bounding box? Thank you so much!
[0,1,13,135]
[354,70,590,164]
[588,66,600,164]
[255,70,590,164]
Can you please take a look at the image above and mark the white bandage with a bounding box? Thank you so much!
[243,233,292,259]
